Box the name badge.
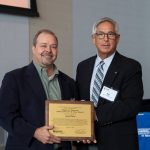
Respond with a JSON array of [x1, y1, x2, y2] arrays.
[[100, 86, 118, 102]]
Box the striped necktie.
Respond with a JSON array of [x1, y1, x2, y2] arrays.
[[91, 61, 105, 107]]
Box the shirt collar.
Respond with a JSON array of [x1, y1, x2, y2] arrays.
[[95, 52, 115, 68], [33, 61, 59, 79]]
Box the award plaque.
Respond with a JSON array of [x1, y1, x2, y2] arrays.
[[45, 100, 94, 141]]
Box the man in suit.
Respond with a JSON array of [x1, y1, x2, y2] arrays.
[[0, 29, 76, 150], [75, 17, 143, 150]]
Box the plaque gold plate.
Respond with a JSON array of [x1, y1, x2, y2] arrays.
[[45, 100, 94, 141]]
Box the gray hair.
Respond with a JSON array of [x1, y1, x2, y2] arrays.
[[92, 17, 119, 35]]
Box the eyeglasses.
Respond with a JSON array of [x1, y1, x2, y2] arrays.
[[95, 32, 119, 40]]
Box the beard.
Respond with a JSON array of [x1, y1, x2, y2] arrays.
[[40, 51, 57, 68]]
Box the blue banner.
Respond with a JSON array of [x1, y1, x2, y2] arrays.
[[137, 112, 150, 150]]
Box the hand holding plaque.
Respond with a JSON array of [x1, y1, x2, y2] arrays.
[[45, 100, 94, 141]]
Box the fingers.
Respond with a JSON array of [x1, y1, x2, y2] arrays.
[[77, 139, 97, 144], [44, 125, 54, 130], [45, 128, 61, 144], [93, 139, 97, 143], [34, 125, 61, 144], [46, 135, 61, 144]]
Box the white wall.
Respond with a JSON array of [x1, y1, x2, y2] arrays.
[[72, 0, 150, 99], [0, 14, 29, 84], [0, 13, 29, 149]]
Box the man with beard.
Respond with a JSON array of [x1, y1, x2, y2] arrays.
[[0, 29, 76, 150]]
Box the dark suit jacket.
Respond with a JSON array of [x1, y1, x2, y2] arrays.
[[0, 62, 76, 150], [76, 52, 143, 150]]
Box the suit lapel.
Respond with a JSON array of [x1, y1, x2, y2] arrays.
[[83, 56, 96, 99], [57, 71, 72, 100], [58, 72, 65, 100], [87, 57, 96, 98], [102, 52, 121, 88], [97, 52, 121, 106], [25, 63, 47, 101]]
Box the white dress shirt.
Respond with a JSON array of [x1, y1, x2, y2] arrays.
[[90, 52, 115, 101]]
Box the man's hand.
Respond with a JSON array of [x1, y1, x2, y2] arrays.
[[77, 139, 97, 144], [34, 125, 61, 144]]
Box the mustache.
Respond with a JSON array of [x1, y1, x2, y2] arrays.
[[40, 51, 51, 56]]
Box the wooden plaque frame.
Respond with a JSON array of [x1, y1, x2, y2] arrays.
[[45, 100, 94, 141]]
